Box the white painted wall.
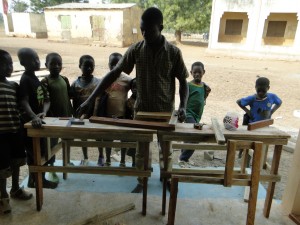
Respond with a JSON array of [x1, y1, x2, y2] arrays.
[[209, 0, 300, 56], [45, 9, 124, 47]]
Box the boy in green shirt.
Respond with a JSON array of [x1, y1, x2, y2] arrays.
[[179, 61, 211, 167]]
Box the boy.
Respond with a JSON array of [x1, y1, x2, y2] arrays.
[[77, 7, 189, 193], [237, 77, 282, 123], [178, 62, 211, 168], [18, 48, 57, 189], [0, 50, 32, 214], [70, 55, 104, 166], [41, 52, 73, 182], [103, 53, 132, 167]]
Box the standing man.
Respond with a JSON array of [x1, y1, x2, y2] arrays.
[[77, 7, 189, 193]]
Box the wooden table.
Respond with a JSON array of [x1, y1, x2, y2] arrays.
[[24, 117, 155, 215], [158, 123, 290, 217]]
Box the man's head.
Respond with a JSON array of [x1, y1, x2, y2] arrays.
[[79, 55, 95, 77], [191, 61, 205, 83], [108, 52, 122, 71], [255, 77, 270, 99], [17, 48, 40, 72], [140, 7, 163, 45], [0, 50, 13, 78], [45, 53, 62, 77], [130, 78, 137, 98]]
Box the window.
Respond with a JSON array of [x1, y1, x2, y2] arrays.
[[225, 19, 243, 35], [266, 21, 287, 37]]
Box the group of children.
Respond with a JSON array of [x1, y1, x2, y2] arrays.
[[0, 48, 137, 213], [0, 45, 282, 213]]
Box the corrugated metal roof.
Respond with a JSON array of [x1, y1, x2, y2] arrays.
[[45, 3, 136, 10]]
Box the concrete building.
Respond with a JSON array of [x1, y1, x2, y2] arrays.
[[209, 0, 300, 57], [5, 13, 47, 38], [44, 3, 143, 47]]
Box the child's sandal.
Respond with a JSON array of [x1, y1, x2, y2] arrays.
[[10, 186, 33, 200], [0, 198, 12, 214]]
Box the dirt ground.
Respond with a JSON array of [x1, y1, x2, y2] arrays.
[[0, 35, 299, 200]]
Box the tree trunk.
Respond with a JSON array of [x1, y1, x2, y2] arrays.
[[175, 30, 181, 43]]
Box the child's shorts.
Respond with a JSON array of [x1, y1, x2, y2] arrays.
[[0, 131, 26, 178]]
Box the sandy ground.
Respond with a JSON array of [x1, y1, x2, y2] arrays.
[[0, 36, 299, 202]]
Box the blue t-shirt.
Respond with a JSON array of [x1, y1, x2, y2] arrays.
[[240, 93, 282, 123]]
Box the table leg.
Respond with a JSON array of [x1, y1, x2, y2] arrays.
[[141, 142, 149, 216], [33, 137, 43, 211], [167, 177, 179, 225], [62, 140, 68, 180], [263, 145, 282, 218], [161, 140, 170, 215]]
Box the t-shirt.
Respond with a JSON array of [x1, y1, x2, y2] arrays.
[[0, 80, 20, 133], [116, 35, 189, 112], [41, 75, 73, 117], [240, 93, 282, 123], [186, 82, 205, 123], [70, 75, 100, 117], [106, 73, 131, 118], [19, 71, 49, 123]]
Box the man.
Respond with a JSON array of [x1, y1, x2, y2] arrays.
[[77, 7, 189, 193]]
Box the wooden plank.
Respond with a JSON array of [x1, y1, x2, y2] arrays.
[[289, 213, 300, 225], [263, 145, 282, 218], [168, 177, 179, 225], [248, 119, 274, 131], [247, 141, 262, 225], [64, 140, 136, 149], [29, 165, 151, 177], [172, 143, 227, 150], [89, 116, 175, 131], [71, 203, 135, 225], [211, 118, 226, 144], [135, 111, 172, 121], [224, 140, 236, 187]]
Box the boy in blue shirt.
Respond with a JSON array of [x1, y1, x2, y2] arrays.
[[237, 77, 282, 123]]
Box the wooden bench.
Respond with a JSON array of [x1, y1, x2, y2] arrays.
[[167, 140, 263, 225]]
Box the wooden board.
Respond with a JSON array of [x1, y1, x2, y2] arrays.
[[248, 119, 274, 131], [135, 111, 172, 121], [211, 118, 226, 144], [89, 116, 175, 131]]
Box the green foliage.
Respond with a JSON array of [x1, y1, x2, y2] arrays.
[[110, 0, 212, 34], [12, 0, 29, 12], [30, 0, 82, 13], [0, 13, 3, 23]]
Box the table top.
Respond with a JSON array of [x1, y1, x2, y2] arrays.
[[158, 123, 290, 144], [24, 117, 156, 141]]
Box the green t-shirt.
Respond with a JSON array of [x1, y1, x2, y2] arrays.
[[186, 82, 205, 123], [41, 75, 73, 117]]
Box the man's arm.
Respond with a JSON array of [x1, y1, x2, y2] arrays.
[[177, 78, 188, 122], [77, 67, 122, 117]]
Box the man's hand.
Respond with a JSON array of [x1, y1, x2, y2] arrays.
[[177, 107, 186, 123], [31, 116, 45, 128], [36, 112, 46, 119], [76, 99, 91, 118]]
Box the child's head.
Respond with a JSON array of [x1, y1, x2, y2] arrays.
[[108, 52, 122, 71], [255, 77, 270, 99], [79, 55, 95, 76], [45, 53, 62, 76], [0, 50, 13, 78], [17, 48, 40, 72], [191, 61, 205, 83], [130, 78, 137, 97], [140, 7, 163, 45]]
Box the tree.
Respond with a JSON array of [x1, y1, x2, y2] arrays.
[[11, 0, 29, 12], [30, 0, 82, 13], [110, 0, 212, 42]]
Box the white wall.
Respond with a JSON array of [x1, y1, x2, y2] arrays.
[[45, 9, 124, 47], [209, 0, 300, 57]]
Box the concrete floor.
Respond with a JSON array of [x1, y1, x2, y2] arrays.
[[0, 162, 294, 225]]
